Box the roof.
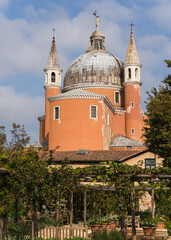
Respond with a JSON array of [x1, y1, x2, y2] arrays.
[[45, 37, 61, 70], [63, 51, 123, 91], [39, 149, 147, 164], [48, 89, 104, 101], [124, 32, 140, 65], [110, 135, 145, 148]]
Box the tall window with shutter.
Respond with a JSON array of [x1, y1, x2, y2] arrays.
[[90, 105, 97, 119]]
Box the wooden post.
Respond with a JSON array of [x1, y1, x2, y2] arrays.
[[93, 191, 96, 219], [56, 190, 60, 227], [70, 190, 73, 237], [151, 189, 155, 219], [31, 212, 35, 240], [84, 189, 87, 227], [131, 188, 136, 240], [121, 211, 128, 240]]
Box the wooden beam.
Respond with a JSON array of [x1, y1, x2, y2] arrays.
[[151, 189, 155, 219], [84, 189, 87, 227], [70, 191, 73, 227], [76, 184, 170, 191], [131, 188, 136, 240]]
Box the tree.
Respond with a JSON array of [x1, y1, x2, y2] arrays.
[[0, 126, 6, 146], [143, 60, 171, 167], [10, 123, 30, 150], [12, 148, 49, 240]]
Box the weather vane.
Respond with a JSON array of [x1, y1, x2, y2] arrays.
[[130, 22, 134, 33], [52, 28, 56, 38], [93, 11, 100, 31]]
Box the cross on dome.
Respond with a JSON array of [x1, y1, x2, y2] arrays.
[[93, 11, 100, 31], [130, 22, 134, 33], [52, 28, 56, 39]]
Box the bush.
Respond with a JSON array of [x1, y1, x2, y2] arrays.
[[92, 229, 123, 240], [36, 217, 56, 227], [108, 229, 123, 240], [65, 237, 89, 240], [8, 222, 30, 240], [136, 210, 152, 221]]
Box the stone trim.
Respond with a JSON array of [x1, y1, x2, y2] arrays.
[[123, 81, 142, 86], [38, 115, 45, 121], [48, 93, 116, 113], [109, 145, 145, 148], [124, 63, 142, 68], [44, 85, 61, 89], [62, 83, 124, 93], [114, 108, 126, 113], [141, 110, 146, 115]]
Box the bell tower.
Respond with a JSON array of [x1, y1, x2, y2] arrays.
[[124, 24, 142, 142], [44, 29, 63, 141]]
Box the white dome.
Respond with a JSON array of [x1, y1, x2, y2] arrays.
[[63, 51, 123, 91]]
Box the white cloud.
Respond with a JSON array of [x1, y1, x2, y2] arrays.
[[147, 0, 171, 32], [0, 86, 44, 142], [0, 0, 9, 9]]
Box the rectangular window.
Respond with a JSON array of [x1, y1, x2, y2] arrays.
[[131, 102, 134, 108], [115, 91, 120, 104], [54, 106, 60, 120], [145, 159, 156, 169], [90, 105, 97, 119], [131, 128, 135, 134]]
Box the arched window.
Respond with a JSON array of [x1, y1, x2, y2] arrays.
[[94, 39, 103, 50], [135, 68, 138, 78], [128, 68, 131, 79], [51, 72, 55, 82]]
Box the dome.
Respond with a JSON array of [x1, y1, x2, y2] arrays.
[[63, 15, 124, 92], [63, 51, 123, 92]]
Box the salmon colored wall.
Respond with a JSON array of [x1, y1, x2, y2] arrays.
[[125, 84, 141, 142], [102, 103, 113, 150], [48, 98, 105, 151], [45, 87, 61, 141], [39, 119, 45, 142], [112, 113, 126, 137], [84, 88, 124, 108], [141, 114, 148, 143]]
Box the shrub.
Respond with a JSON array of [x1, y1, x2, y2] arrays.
[[8, 222, 30, 240], [92, 229, 123, 240], [65, 237, 89, 240], [108, 229, 124, 240], [136, 210, 152, 221], [36, 217, 56, 227]]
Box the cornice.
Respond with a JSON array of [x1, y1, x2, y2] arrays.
[[38, 115, 45, 121], [44, 85, 61, 89], [44, 67, 63, 72], [123, 81, 142, 86], [114, 108, 126, 114], [124, 63, 142, 68], [48, 92, 117, 114], [62, 83, 124, 93]]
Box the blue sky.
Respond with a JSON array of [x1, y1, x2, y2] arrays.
[[0, 0, 170, 144]]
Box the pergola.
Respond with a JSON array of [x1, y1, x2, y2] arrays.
[[63, 172, 171, 240]]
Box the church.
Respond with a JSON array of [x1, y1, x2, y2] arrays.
[[38, 16, 147, 152]]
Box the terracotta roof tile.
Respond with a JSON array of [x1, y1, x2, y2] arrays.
[[39, 150, 147, 163]]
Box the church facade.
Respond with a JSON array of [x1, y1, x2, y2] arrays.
[[38, 17, 146, 151]]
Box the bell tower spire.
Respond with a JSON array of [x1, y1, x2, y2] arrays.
[[124, 24, 142, 142], [44, 29, 62, 87], [44, 30, 63, 142]]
